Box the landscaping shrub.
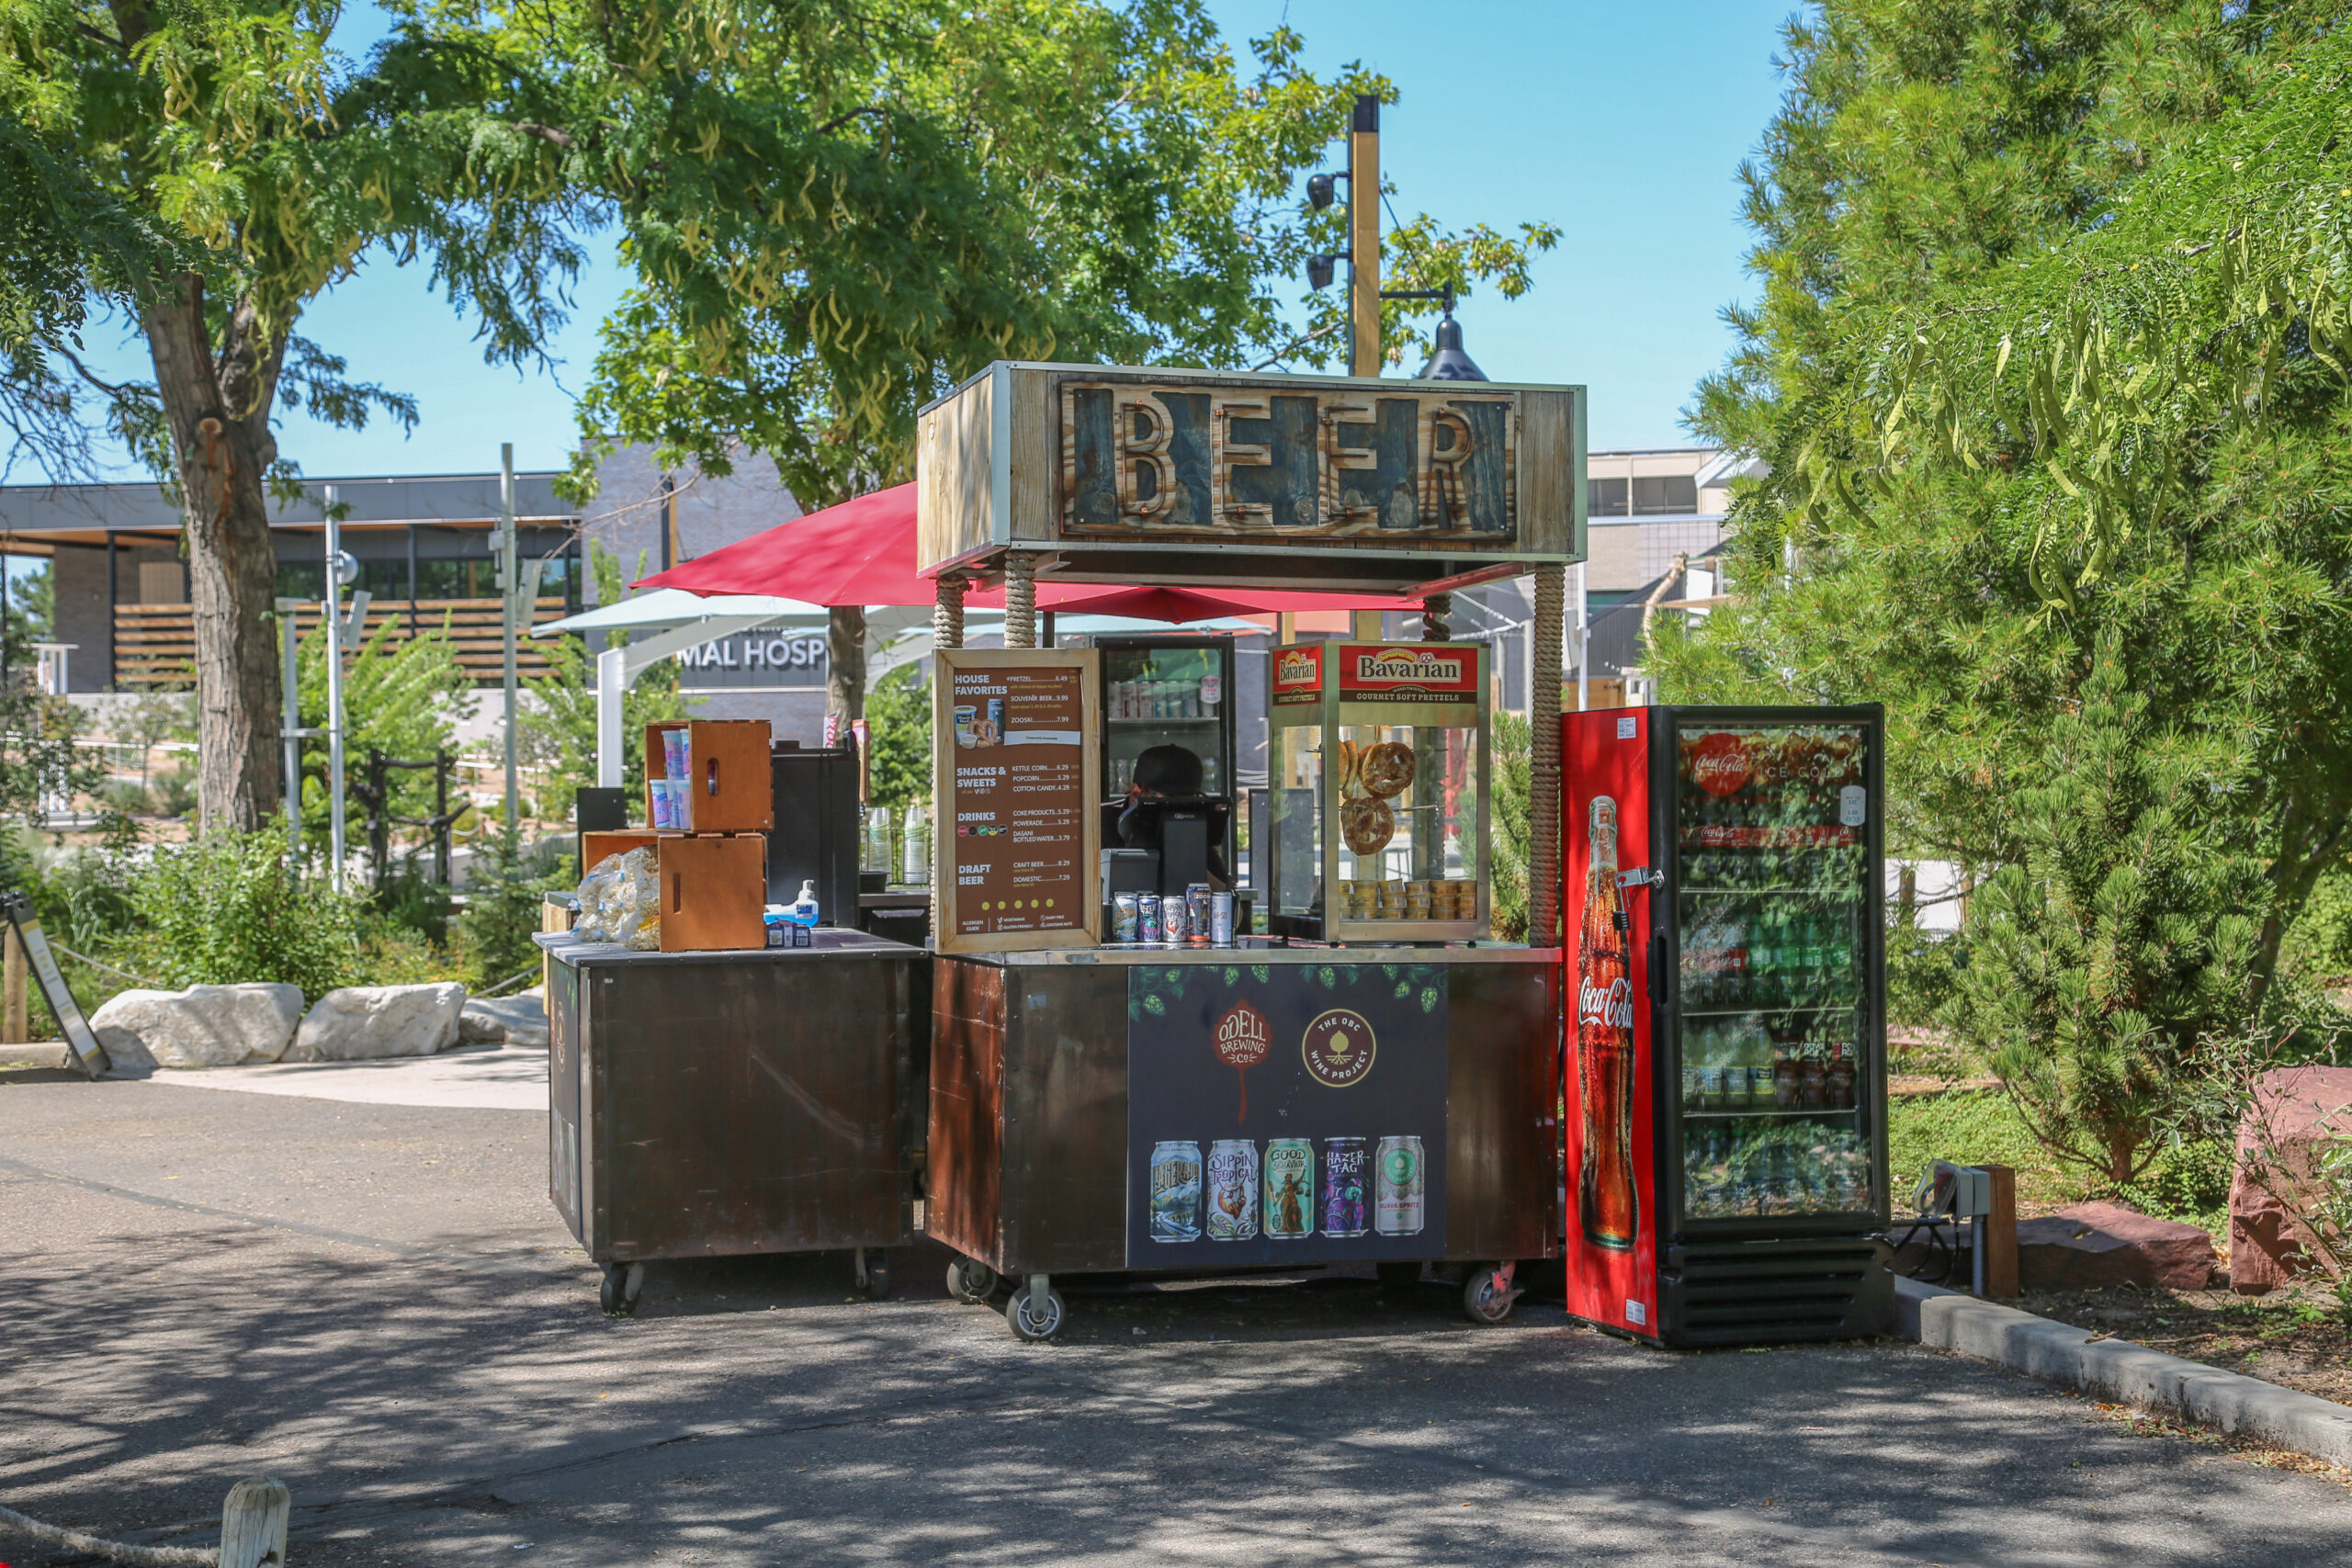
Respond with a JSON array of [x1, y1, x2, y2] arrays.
[[119, 829, 365, 1002]]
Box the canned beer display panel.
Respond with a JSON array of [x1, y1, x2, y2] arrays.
[[1126, 963, 1449, 1268]]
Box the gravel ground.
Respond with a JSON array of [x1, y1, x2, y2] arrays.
[[5, 1071, 2351, 1566]]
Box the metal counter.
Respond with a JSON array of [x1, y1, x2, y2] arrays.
[[927, 944, 1563, 1338], [538, 929, 927, 1313]]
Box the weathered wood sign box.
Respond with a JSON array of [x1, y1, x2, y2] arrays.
[[917, 362, 1587, 595]]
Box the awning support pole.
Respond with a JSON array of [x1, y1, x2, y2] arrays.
[[595, 647, 625, 789]]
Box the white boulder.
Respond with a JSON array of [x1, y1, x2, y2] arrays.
[[87, 983, 305, 1071], [458, 994, 549, 1049], [287, 983, 467, 1062]]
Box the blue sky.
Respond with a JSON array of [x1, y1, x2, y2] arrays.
[[59, 2, 1793, 483]]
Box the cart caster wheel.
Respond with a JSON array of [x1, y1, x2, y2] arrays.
[[1462, 1263, 1521, 1326], [863, 1257, 892, 1301], [1005, 1280, 1065, 1341], [600, 1261, 644, 1317], [1377, 1261, 1423, 1294], [946, 1257, 1000, 1304]]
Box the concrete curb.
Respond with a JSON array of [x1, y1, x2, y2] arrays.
[[1894, 1274, 2352, 1468], [0, 1043, 70, 1069]]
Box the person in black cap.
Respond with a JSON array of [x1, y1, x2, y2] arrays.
[[1117, 743, 1228, 886]]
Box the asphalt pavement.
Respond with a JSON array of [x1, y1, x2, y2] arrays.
[[3, 1068, 2348, 1566]]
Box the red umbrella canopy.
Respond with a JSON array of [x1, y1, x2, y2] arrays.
[[634, 481, 1422, 617]]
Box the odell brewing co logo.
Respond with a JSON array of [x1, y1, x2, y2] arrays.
[[1302, 1008, 1377, 1088], [1275, 648, 1321, 688], [1578, 976, 1634, 1032], [1690, 732, 1751, 797], [1353, 648, 1464, 685], [1215, 999, 1271, 1066]]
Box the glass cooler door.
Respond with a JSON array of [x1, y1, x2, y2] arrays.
[[1669, 718, 1878, 1226], [1102, 641, 1231, 798]]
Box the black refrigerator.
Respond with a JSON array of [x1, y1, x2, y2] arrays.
[[1562, 703, 1894, 1347]]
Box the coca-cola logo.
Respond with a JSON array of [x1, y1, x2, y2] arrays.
[[1689, 732, 1750, 797], [1578, 976, 1634, 1031]]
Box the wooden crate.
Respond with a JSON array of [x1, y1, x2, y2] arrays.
[[645, 720, 775, 834], [656, 833, 769, 953], [581, 831, 659, 875]]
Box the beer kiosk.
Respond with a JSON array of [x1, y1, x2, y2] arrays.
[[916, 361, 1584, 1339]]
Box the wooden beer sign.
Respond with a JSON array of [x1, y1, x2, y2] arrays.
[[916, 362, 1586, 595], [1060, 379, 1515, 540]]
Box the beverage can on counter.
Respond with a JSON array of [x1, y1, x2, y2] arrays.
[[1186, 884, 1213, 945], [1137, 894, 1161, 944], [1374, 1134, 1426, 1236], [1206, 1140, 1260, 1241], [1113, 892, 1140, 942], [1159, 895, 1187, 944], [1320, 1136, 1369, 1237], [1148, 1141, 1203, 1243], [1263, 1140, 1314, 1238], [1209, 890, 1235, 945]]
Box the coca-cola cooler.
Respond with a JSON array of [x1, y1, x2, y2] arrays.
[[1562, 705, 1894, 1347]]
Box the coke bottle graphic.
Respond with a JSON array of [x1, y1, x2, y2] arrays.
[[1577, 795, 1639, 1252]]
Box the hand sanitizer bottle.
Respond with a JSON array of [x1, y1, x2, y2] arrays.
[[791, 879, 820, 929]]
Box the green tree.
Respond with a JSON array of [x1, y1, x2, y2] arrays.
[[451, 825, 555, 990], [295, 614, 476, 855], [1487, 708, 1532, 942], [516, 542, 694, 818], [1947, 631, 2263, 1184], [1655, 1, 2352, 1178], [565, 6, 1559, 722], [862, 663, 931, 810]]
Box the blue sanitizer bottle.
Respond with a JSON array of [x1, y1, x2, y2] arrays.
[[791, 879, 820, 928]]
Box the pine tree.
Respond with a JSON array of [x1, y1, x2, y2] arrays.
[[1947, 632, 2263, 1184]]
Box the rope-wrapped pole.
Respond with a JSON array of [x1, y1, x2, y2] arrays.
[[933, 573, 966, 652], [1530, 563, 1565, 950], [1420, 592, 1452, 642], [1003, 551, 1037, 649]]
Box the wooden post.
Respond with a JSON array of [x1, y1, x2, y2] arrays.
[[3, 924, 26, 1045], [929, 574, 965, 948], [1981, 1163, 2019, 1296], [1351, 609, 1383, 642], [218, 1476, 289, 1568], [1349, 94, 1380, 377], [1530, 563, 1565, 949]]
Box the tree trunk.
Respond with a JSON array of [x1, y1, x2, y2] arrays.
[[827, 604, 866, 723], [141, 274, 285, 831]]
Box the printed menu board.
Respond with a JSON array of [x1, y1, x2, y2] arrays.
[[933, 649, 1101, 953]]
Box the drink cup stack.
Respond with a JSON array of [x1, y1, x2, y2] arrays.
[[644, 719, 775, 951]]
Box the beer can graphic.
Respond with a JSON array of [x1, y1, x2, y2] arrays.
[[1205, 1140, 1260, 1241], [1374, 1135, 1426, 1236], [1136, 894, 1161, 944], [1113, 893, 1140, 942], [1263, 1139, 1314, 1239], [1321, 1136, 1369, 1238], [1148, 1141, 1203, 1243]]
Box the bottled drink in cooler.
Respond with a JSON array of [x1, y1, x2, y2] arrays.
[[1576, 796, 1639, 1252]]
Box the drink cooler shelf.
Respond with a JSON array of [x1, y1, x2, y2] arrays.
[[1679, 1106, 1863, 1120]]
